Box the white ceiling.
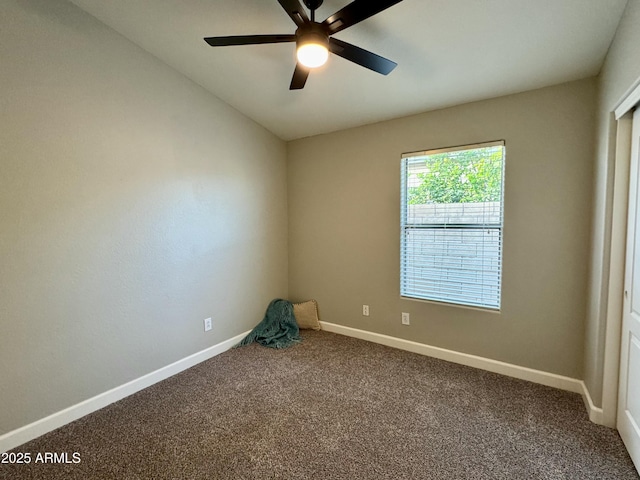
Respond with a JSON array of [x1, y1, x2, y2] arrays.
[[69, 0, 627, 141]]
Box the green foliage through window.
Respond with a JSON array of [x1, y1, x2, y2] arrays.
[[407, 146, 503, 205]]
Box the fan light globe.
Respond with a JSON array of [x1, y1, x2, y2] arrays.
[[297, 43, 329, 68]]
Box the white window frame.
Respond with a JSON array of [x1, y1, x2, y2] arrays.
[[400, 140, 505, 310]]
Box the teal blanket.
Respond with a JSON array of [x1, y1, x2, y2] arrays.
[[236, 299, 301, 349]]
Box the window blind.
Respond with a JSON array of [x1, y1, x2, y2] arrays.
[[400, 141, 505, 310]]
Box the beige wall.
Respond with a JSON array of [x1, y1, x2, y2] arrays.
[[1, 0, 627, 440], [0, 0, 288, 435], [288, 79, 596, 379], [585, 0, 640, 408]]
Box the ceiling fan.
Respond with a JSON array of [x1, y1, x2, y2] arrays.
[[204, 0, 404, 90]]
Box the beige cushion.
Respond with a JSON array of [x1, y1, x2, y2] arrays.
[[293, 300, 321, 330]]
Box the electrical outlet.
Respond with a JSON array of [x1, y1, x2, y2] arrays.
[[402, 312, 410, 325], [204, 317, 212, 332], [363, 305, 370, 316]]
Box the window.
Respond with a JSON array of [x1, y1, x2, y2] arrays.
[[400, 141, 505, 310]]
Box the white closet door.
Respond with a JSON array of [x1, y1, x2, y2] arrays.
[[619, 106, 640, 473]]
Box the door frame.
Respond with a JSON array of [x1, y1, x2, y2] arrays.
[[601, 77, 640, 427]]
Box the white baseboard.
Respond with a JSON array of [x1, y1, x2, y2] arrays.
[[2, 324, 607, 453], [0, 330, 250, 453], [580, 380, 605, 425], [320, 321, 604, 423]]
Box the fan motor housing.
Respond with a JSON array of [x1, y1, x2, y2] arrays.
[[295, 22, 329, 50]]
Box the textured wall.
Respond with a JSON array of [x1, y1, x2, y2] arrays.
[[585, 0, 640, 408], [0, 0, 287, 434], [288, 79, 596, 379]]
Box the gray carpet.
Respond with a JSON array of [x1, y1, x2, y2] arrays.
[[2, 330, 638, 479]]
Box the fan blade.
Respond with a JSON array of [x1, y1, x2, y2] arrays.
[[322, 0, 403, 35], [277, 0, 309, 27], [290, 63, 310, 90], [329, 38, 397, 75], [204, 34, 296, 47]]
